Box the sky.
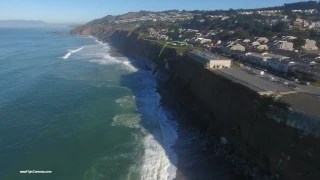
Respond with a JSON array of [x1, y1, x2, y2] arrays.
[[0, 0, 305, 24]]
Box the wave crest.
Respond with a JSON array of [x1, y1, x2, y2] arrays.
[[61, 47, 84, 59]]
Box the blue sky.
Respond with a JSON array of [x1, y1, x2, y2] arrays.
[[0, 0, 303, 24]]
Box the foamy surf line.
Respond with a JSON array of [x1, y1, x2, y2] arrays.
[[86, 36, 139, 72], [61, 47, 84, 59]]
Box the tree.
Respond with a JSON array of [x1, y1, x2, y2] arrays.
[[219, 30, 232, 41], [293, 38, 305, 49], [250, 27, 264, 36], [272, 22, 289, 33], [261, 30, 276, 38], [293, 38, 305, 59], [183, 31, 196, 39], [233, 28, 249, 39], [287, 30, 310, 39], [288, 13, 298, 21], [166, 30, 180, 40]]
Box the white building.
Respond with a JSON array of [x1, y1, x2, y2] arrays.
[[187, 51, 231, 69]]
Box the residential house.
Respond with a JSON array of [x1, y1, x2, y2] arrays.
[[148, 28, 157, 35], [199, 38, 212, 44], [282, 36, 297, 41], [190, 38, 212, 45], [238, 11, 254, 15], [195, 33, 203, 38], [256, 45, 269, 51], [293, 19, 310, 28], [252, 41, 260, 46], [243, 39, 251, 43], [221, 16, 230, 21], [229, 44, 246, 51], [302, 39, 318, 50], [256, 37, 269, 43], [160, 35, 169, 41], [309, 22, 316, 29], [275, 41, 294, 51]]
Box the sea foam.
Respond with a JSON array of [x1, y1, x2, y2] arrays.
[[85, 36, 179, 179], [61, 47, 84, 59]]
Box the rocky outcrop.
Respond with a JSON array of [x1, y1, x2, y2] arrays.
[[71, 26, 320, 180]]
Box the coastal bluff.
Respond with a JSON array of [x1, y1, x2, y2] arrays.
[[71, 26, 320, 180]]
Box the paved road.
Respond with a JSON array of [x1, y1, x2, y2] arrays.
[[216, 67, 320, 118], [217, 68, 292, 94], [242, 65, 320, 96]]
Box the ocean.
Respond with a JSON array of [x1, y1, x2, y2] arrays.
[[0, 28, 179, 180]]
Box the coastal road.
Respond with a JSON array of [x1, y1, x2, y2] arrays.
[[216, 68, 293, 94], [241, 65, 320, 96]]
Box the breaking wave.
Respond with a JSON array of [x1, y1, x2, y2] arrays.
[[75, 38, 139, 72], [61, 47, 84, 59], [81, 36, 179, 180], [111, 114, 142, 128], [115, 96, 137, 109]]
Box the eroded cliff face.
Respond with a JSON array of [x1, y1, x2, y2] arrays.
[[168, 57, 320, 180], [71, 26, 320, 180]]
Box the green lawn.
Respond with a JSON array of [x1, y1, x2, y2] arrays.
[[144, 39, 204, 53], [311, 82, 320, 87]]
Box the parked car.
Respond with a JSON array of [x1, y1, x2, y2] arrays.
[[287, 77, 299, 82], [301, 81, 310, 85], [268, 76, 275, 80]]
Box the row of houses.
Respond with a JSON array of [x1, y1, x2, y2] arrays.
[[238, 9, 318, 16], [240, 52, 320, 78], [220, 36, 318, 53]]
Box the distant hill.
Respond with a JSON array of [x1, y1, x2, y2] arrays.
[[82, 1, 320, 27], [86, 11, 152, 26], [244, 0, 320, 11], [0, 20, 68, 28]]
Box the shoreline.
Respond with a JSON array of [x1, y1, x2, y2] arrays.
[[105, 42, 239, 179]]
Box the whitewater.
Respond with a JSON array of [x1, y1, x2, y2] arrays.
[[61, 47, 84, 59], [78, 37, 179, 180]]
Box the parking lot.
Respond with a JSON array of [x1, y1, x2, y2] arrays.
[[216, 68, 293, 94], [240, 65, 320, 96]]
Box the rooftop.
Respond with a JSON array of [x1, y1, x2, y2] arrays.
[[246, 52, 290, 60], [189, 51, 231, 61]]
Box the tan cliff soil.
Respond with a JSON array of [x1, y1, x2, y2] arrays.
[[71, 26, 320, 180]]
